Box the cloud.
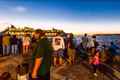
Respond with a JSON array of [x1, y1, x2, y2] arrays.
[[12, 6, 27, 13]]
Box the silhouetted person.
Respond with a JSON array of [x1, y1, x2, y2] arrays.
[[82, 33, 89, 50], [108, 42, 119, 64], [17, 36, 23, 54], [66, 34, 76, 64], [11, 35, 18, 55], [31, 30, 52, 80], [0, 34, 2, 56], [31, 35, 37, 52]]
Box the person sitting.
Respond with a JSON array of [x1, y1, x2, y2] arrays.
[[16, 63, 29, 80]]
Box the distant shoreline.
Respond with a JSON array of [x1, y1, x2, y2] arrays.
[[93, 34, 120, 36], [74, 33, 120, 36]]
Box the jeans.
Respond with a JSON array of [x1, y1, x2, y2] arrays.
[[3, 45, 10, 56], [11, 44, 18, 55], [92, 64, 99, 73]]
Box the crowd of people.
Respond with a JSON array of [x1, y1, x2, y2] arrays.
[[0, 30, 120, 79], [0, 33, 38, 57], [51, 33, 120, 77]]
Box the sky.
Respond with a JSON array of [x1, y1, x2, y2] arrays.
[[0, 0, 120, 34]]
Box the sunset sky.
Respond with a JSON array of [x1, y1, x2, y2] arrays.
[[0, 0, 120, 34]]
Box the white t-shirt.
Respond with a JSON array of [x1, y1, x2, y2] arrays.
[[87, 38, 95, 48], [82, 36, 89, 48], [52, 36, 65, 51]]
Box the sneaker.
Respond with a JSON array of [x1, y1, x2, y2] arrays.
[[93, 73, 98, 77]]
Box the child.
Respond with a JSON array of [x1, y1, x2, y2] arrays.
[[16, 63, 29, 80], [90, 50, 100, 77]]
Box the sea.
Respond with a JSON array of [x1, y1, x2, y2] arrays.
[[96, 35, 120, 47], [74, 35, 120, 47]]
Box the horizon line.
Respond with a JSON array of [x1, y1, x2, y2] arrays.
[[0, 23, 120, 35]]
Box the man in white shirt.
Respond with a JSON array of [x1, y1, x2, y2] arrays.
[[82, 33, 89, 50], [87, 37, 95, 49], [52, 33, 65, 66]]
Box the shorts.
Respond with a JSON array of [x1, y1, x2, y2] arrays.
[[53, 49, 64, 57]]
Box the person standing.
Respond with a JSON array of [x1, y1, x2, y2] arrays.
[[17, 36, 23, 55], [2, 34, 10, 56], [22, 34, 31, 56], [82, 33, 89, 51], [31, 35, 37, 53], [88, 36, 99, 63], [76, 35, 82, 47], [89, 50, 100, 77], [52, 33, 65, 66], [31, 30, 52, 80], [0, 34, 2, 56], [11, 35, 18, 55], [66, 34, 76, 65], [87, 37, 94, 54]]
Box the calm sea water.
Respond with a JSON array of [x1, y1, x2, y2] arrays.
[[96, 35, 120, 42], [74, 35, 120, 46]]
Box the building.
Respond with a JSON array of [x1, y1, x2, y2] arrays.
[[2, 25, 66, 37]]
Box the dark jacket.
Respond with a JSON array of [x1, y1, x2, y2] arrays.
[[109, 44, 119, 55], [11, 37, 18, 45]]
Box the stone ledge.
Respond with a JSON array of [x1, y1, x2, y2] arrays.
[[51, 64, 68, 80]]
